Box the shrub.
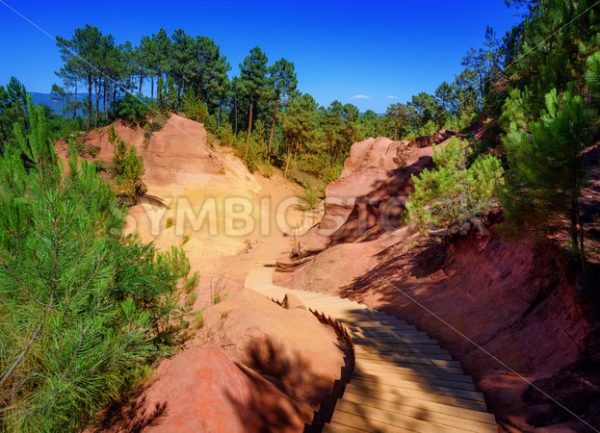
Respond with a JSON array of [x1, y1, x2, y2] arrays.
[[181, 91, 209, 123], [217, 122, 235, 146], [183, 271, 200, 294], [212, 290, 226, 305], [204, 114, 218, 134], [108, 127, 145, 204], [322, 164, 343, 184], [296, 153, 342, 184], [157, 246, 191, 281], [116, 94, 150, 126], [191, 310, 205, 330], [185, 292, 198, 309], [297, 183, 321, 211], [406, 137, 504, 233], [234, 135, 262, 173], [259, 160, 274, 178]]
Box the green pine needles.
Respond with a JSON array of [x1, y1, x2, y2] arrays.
[[0, 103, 189, 433], [502, 88, 589, 256], [406, 137, 504, 233]]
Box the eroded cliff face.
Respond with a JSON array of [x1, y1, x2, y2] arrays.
[[275, 134, 592, 432]]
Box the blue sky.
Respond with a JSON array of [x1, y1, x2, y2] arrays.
[[0, 0, 521, 112]]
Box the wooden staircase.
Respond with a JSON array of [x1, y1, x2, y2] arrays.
[[245, 266, 498, 433]]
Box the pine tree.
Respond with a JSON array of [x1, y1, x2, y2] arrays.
[[406, 138, 504, 233], [502, 88, 589, 257], [239, 47, 269, 149], [0, 102, 187, 433]]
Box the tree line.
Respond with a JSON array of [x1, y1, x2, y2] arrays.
[[52, 25, 491, 184]]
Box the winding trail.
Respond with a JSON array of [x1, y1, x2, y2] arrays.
[[245, 265, 498, 433]]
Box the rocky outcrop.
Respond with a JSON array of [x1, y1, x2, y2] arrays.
[[297, 136, 437, 254]]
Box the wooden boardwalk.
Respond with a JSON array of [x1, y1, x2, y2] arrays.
[[245, 266, 498, 433]]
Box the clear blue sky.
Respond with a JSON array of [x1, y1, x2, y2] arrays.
[[0, 0, 521, 112]]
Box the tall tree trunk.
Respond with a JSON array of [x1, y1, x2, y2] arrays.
[[151, 76, 155, 100], [245, 95, 254, 158], [112, 85, 117, 116], [138, 75, 144, 97], [571, 196, 585, 266], [268, 103, 278, 157], [94, 78, 100, 127], [87, 74, 93, 130], [72, 81, 78, 120], [233, 94, 238, 134], [103, 79, 108, 120], [570, 196, 581, 256], [283, 141, 295, 178], [158, 74, 163, 107]]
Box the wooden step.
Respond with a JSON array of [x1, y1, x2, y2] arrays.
[[351, 327, 433, 341], [350, 333, 441, 347], [354, 351, 463, 373], [346, 379, 487, 412], [353, 342, 454, 361], [334, 399, 495, 433], [354, 358, 472, 384], [323, 421, 371, 433], [341, 389, 496, 426], [342, 318, 413, 329], [355, 372, 483, 401], [354, 370, 477, 393], [332, 408, 431, 433]]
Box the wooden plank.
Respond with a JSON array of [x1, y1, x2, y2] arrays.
[[341, 317, 413, 328], [323, 421, 373, 433], [354, 370, 476, 392], [354, 358, 472, 384], [335, 400, 495, 433], [354, 351, 463, 373], [352, 339, 452, 361], [355, 372, 484, 402], [350, 333, 439, 346], [331, 409, 418, 433], [341, 390, 496, 426], [346, 378, 487, 412], [351, 327, 433, 341]]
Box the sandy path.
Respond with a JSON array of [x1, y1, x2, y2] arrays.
[[189, 172, 323, 307]]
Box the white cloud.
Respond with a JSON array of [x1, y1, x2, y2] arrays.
[[351, 94, 371, 100], [386, 95, 398, 100]]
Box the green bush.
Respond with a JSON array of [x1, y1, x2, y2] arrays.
[[204, 114, 218, 133], [259, 160, 274, 178], [217, 122, 235, 146], [181, 91, 209, 123], [183, 271, 200, 294], [116, 94, 150, 126], [295, 152, 342, 184], [406, 137, 504, 233], [191, 310, 205, 330], [157, 246, 191, 281], [297, 183, 322, 211], [108, 127, 145, 203]]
